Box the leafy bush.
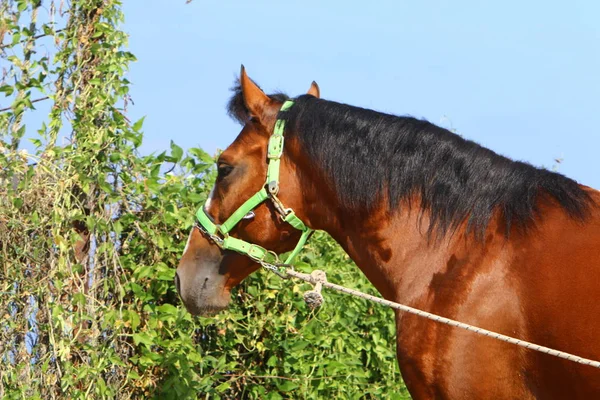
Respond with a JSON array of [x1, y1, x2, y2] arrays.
[[0, 1, 408, 398]]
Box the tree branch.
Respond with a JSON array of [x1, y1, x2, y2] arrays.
[[0, 96, 50, 112], [0, 29, 65, 51]]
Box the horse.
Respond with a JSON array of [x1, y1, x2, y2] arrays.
[[176, 66, 600, 399]]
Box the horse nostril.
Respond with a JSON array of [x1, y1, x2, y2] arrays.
[[175, 272, 181, 294]]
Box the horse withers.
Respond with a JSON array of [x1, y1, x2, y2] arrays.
[[176, 66, 600, 399]]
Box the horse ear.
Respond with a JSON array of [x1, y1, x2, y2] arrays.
[[240, 65, 270, 118], [307, 81, 320, 98]]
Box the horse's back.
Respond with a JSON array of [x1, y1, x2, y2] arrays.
[[516, 187, 600, 397]]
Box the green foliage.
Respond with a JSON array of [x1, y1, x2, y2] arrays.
[[0, 0, 409, 398]]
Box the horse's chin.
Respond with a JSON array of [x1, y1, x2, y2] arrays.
[[182, 293, 231, 317], [189, 303, 229, 317]]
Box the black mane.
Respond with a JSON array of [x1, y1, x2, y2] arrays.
[[228, 84, 593, 238]]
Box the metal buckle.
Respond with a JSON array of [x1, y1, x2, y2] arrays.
[[247, 244, 278, 263], [247, 244, 264, 261], [267, 133, 284, 159]]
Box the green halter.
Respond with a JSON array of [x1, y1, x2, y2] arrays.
[[195, 100, 313, 268]]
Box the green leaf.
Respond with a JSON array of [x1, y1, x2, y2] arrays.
[[291, 340, 310, 352], [109, 153, 121, 162], [12, 32, 21, 45], [170, 141, 183, 162], [0, 85, 14, 96], [28, 138, 42, 147], [266, 394, 283, 400], [266, 355, 278, 367], [132, 116, 145, 132], [157, 304, 178, 315], [276, 381, 298, 392], [42, 24, 53, 36], [190, 147, 214, 164], [132, 332, 154, 347], [216, 381, 231, 393], [127, 370, 141, 380], [128, 311, 141, 331], [99, 180, 113, 194]]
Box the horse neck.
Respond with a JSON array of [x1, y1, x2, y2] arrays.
[[328, 206, 477, 302], [296, 170, 482, 303], [287, 136, 505, 304]]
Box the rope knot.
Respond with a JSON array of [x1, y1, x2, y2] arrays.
[[303, 270, 327, 309]]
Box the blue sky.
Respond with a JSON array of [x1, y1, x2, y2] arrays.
[[123, 0, 599, 189]]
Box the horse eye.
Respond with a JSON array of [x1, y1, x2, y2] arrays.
[[218, 164, 234, 179]]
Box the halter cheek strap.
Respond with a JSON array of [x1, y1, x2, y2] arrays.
[[195, 100, 313, 268]]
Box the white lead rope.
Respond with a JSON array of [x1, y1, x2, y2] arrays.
[[280, 268, 600, 369]]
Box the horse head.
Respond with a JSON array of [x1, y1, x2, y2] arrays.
[[176, 66, 320, 315]]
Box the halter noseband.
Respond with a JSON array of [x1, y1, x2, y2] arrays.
[[195, 100, 313, 268]]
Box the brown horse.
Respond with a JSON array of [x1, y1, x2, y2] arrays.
[[176, 67, 600, 399]]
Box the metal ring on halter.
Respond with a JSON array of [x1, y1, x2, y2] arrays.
[[195, 222, 224, 246]]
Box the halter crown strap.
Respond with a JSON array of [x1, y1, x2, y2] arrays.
[[195, 100, 313, 266]]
